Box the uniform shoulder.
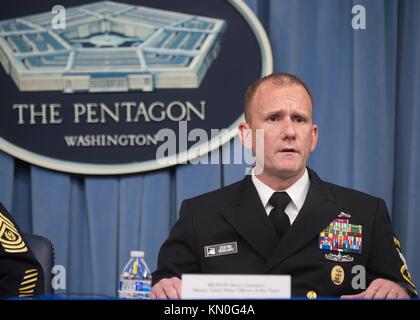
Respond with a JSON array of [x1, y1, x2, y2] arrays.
[[324, 180, 382, 204], [309, 169, 383, 205], [183, 178, 245, 207]]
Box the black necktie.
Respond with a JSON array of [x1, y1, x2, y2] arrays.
[[268, 192, 291, 240]]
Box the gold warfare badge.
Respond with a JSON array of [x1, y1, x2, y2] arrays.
[[0, 212, 28, 253], [331, 265, 345, 286]]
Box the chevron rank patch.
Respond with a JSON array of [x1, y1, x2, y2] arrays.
[[0, 211, 28, 253], [393, 236, 417, 295], [19, 269, 39, 297]]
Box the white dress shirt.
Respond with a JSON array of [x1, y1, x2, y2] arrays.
[[251, 168, 310, 225]]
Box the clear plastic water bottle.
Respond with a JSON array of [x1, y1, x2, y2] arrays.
[[118, 250, 152, 299]]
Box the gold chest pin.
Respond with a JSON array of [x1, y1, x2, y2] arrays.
[[306, 291, 317, 299], [331, 265, 345, 285]]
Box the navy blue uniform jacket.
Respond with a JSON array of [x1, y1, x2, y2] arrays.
[[153, 169, 417, 298]]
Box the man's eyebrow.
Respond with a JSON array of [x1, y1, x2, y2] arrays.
[[262, 110, 284, 118], [291, 111, 309, 118], [263, 107, 286, 114], [263, 109, 309, 117], [264, 109, 283, 115]]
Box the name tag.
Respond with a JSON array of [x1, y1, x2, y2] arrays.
[[204, 241, 238, 258]]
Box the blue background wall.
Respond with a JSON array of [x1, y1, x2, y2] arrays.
[[0, 0, 419, 296]]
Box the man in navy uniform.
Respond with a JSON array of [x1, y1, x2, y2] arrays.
[[151, 73, 417, 299], [0, 202, 44, 298]]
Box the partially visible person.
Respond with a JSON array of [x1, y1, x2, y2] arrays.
[[0, 202, 44, 299]]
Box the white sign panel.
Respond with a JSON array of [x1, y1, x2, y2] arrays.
[[181, 274, 291, 299]]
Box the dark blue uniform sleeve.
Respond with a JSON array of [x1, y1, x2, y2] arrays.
[[366, 199, 417, 297], [0, 203, 44, 299], [152, 200, 201, 285]]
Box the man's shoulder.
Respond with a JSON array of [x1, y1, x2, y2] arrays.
[[322, 178, 383, 206], [308, 168, 384, 208], [183, 177, 246, 207]]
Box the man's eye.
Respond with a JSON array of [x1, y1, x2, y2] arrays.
[[294, 116, 305, 123], [269, 115, 280, 121]]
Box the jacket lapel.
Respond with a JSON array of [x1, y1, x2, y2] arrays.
[[265, 169, 340, 272], [219, 176, 279, 260]]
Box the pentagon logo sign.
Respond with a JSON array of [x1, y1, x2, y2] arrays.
[[0, 0, 272, 174], [0, 1, 226, 93]]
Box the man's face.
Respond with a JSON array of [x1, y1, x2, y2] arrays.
[[240, 81, 318, 180]]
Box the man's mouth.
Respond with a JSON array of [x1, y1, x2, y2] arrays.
[[280, 148, 298, 153]]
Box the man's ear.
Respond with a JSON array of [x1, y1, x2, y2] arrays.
[[238, 122, 252, 149], [310, 123, 318, 152]]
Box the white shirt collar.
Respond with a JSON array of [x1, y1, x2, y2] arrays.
[[251, 168, 310, 211]]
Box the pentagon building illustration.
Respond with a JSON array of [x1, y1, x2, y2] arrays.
[[0, 1, 226, 93]]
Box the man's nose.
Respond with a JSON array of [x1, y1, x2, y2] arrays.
[[281, 118, 296, 139]]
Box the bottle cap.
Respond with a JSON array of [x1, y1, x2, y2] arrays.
[[130, 250, 144, 258]]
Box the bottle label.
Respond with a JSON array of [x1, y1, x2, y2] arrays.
[[119, 279, 151, 293]]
